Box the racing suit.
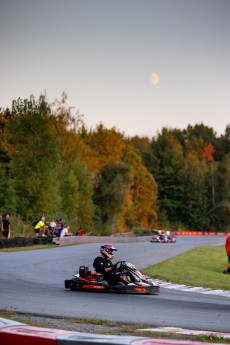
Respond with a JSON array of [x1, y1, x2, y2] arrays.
[[93, 256, 122, 286]]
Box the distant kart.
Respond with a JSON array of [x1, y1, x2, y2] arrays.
[[150, 231, 176, 243], [150, 236, 176, 243], [65, 260, 160, 295]]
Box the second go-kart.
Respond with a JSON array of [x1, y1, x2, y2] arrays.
[[65, 261, 160, 295], [150, 235, 176, 243], [150, 230, 176, 243]]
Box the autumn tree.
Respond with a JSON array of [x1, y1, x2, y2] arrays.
[[93, 161, 132, 234], [1, 92, 230, 234], [122, 143, 157, 229], [186, 124, 217, 145], [214, 125, 230, 161], [181, 153, 208, 229], [0, 163, 16, 214], [143, 128, 184, 227], [86, 124, 124, 169], [6, 95, 62, 218], [50, 96, 95, 231], [207, 153, 230, 230]]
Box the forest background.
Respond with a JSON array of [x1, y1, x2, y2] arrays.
[[0, 94, 230, 237]]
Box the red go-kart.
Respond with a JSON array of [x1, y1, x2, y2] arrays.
[[65, 261, 160, 295]]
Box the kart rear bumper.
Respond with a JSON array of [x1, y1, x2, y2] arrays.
[[65, 278, 109, 292]]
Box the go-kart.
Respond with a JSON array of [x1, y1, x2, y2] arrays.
[[150, 230, 176, 243], [150, 235, 176, 243], [65, 261, 160, 295]]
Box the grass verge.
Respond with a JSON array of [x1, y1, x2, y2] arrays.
[[142, 245, 230, 291]]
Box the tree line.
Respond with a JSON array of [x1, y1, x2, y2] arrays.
[[0, 94, 230, 235]]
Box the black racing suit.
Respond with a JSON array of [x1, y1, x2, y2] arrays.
[[93, 256, 122, 286]]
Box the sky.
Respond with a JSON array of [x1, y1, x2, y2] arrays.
[[0, 0, 230, 138]]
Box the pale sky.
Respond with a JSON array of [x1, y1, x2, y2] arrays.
[[1, 0, 229, 138]]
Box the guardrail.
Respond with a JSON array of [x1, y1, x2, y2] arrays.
[[0, 232, 227, 248], [53, 232, 227, 245]]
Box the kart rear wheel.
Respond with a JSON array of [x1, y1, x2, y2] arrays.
[[116, 282, 126, 294]]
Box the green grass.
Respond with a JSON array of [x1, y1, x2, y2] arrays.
[[142, 245, 230, 291]]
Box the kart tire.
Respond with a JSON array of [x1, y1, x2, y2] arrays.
[[116, 282, 126, 294]]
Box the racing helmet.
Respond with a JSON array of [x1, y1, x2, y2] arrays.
[[100, 244, 117, 259]]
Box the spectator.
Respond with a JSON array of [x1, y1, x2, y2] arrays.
[[60, 225, 71, 237], [2, 214, 10, 240], [223, 232, 230, 274], [46, 220, 56, 237], [77, 228, 84, 236], [34, 216, 45, 238], [39, 213, 46, 220], [55, 219, 63, 237], [31, 213, 46, 228]]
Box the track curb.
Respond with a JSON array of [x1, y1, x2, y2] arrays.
[[0, 317, 228, 345]]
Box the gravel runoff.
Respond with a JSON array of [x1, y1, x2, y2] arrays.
[[4, 312, 123, 334]]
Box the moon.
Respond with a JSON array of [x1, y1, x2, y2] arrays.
[[150, 73, 159, 86]]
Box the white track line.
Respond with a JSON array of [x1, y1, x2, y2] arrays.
[[156, 280, 230, 297], [137, 327, 230, 338]]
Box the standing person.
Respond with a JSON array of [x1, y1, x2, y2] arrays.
[[223, 232, 230, 274], [2, 214, 10, 240], [34, 216, 45, 238], [0, 211, 3, 237]]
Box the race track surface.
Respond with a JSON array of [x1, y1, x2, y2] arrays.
[[0, 236, 229, 333]]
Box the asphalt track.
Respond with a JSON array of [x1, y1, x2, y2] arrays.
[[0, 236, 229, 333]]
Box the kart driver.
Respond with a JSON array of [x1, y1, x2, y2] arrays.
[[93, 244, 123, 286]]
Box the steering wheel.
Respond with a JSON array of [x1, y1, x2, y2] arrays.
[[113, 261, 122, 271]]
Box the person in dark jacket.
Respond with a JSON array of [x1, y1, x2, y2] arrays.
[[93, 244, 122, 286], [2, 214, 10, 240]]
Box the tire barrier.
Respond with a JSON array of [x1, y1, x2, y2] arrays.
[[172, 231, 228, 236], [0, 318, 225, 345], [0, 236, 53, 249]]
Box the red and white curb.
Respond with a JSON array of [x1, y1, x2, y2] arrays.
[[155, 280, 230, 298], [1, 317, 228, 345]]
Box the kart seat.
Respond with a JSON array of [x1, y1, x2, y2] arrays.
[[79, 265, 89, 278]]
